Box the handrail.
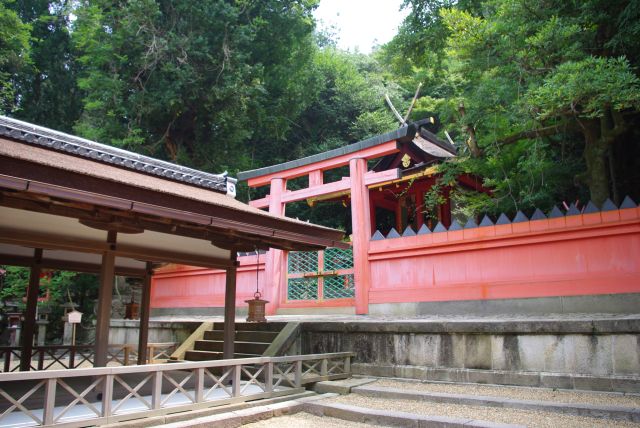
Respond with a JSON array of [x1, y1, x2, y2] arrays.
[[0, 352, 354, 380], [0, 342, 177, 372], [0, 352, 355, 427]]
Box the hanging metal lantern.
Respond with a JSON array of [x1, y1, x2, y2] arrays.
[[245, 291, 268, 323], [245, 249, 268, 322], [125, 294, 139, 320]]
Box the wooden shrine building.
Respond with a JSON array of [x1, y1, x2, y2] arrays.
[[0, 115, 344, 370], [237, 119, 484, 314], [152, 119, 639, 318]]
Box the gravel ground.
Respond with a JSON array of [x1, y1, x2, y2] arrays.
[[242, 412, 381, 428], [373, 379, 640, 408], [328, 394, 640, 428]]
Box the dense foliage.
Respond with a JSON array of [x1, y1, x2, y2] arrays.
[[384, 0, 640, 215], [0, 267, 99, 342]]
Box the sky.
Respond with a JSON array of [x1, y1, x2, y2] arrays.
[[313, 0, 410, 53]]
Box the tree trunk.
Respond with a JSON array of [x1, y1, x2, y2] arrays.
[[458, 102, 482, 158], [581, 120, 610, 206]]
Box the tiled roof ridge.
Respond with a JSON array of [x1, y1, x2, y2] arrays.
[[237, 123, 417, 181], [0, 115, 236, 195]]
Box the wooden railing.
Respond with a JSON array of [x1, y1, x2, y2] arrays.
[[0, 352, 354, 427], [0, 343, 177, 372], [105, 342, 177, 366]]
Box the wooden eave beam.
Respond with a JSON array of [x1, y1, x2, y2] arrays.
[[0, 255, 146, 277], [457, 173, 491, 194], [245, 140, 401, 187], [0, 180, 343, 252], [0, 157, 344, 245], [0, 191, 334, 252], [0, 227, 235, 270], [368, 166, 439, 190]]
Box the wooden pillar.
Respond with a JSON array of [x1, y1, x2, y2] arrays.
[[137, 262, 153, 365], [309, 170, 323, 187], [95, 231, 116, 367], [223, 251, 238, 360], [264, 177, 286, 315], [349, 158, 372, 315], [20, 248, 43, 371]]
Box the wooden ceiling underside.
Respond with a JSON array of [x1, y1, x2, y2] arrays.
[[0, 185, 328, 256]]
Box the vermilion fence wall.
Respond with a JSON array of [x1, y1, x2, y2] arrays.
[[151, 205, 640, 312], [367, 206, 640, 304], [151, 254, 265, 310]]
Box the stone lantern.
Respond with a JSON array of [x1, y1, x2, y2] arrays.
[[36, 305, 51, 346]]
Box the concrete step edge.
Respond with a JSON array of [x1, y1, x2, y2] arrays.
[[303, 400, 524, 428], [203, 335, 279, 342], [194, 340, 272, 345], [352, 385, 640, 422], [352, 363, 640, 393], [185, 350, 259, 355], [143, 392, 335, 428]]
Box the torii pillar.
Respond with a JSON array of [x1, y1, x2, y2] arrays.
[[264, 178, 287, 315], [349, 158, 372, 314]]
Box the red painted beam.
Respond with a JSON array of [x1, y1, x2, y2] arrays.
[[249, 169, 401, 209], [246, 140, 400, 187]]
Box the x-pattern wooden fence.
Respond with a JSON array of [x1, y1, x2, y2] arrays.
[[0, 352, 354, 427], [0, 343, 177, 372]]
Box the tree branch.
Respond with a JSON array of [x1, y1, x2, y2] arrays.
[[458, 102, 482, 157], [497, 122, 576, 146], [601, 107, 628, 143]]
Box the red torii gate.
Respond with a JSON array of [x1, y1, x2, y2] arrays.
[[238, 121, 467, 314]]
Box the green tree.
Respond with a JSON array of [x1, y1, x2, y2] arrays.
[[527, 57, 640, 205], [0, 1, 31, 114], [6, 0, 81, 131], [0, 266, 99, 343], [73, 0, 320, 175], [274, 48, 403, 230], [385, 0, 640, 215]]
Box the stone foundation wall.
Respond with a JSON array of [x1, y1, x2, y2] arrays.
[[108, 320, 200, 345], [300, 318, 640, 393]]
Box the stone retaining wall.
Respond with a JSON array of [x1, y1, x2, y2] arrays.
[[108, 320, 199, 345], [300, 318, 640, 392]]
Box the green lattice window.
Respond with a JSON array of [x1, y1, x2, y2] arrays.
[[324, 274, 355, 299], [287, 278, 318, 300], [324, 248, 353, 271], [288, 251, 318, 274]]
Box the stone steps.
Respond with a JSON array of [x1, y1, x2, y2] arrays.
[[114, 390, 321, 428], [125, 379, 639, 428], [139, 392, 526, 428], [183, 322, 287, 362], [203, 329, 280, 342], [194, 339, 270, 354], [303, 399, 523, 428], [306, 378, 640, 427], [350, 383, 640, 423]]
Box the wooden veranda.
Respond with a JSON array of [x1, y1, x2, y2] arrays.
[[0, 115, 345, 371]]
